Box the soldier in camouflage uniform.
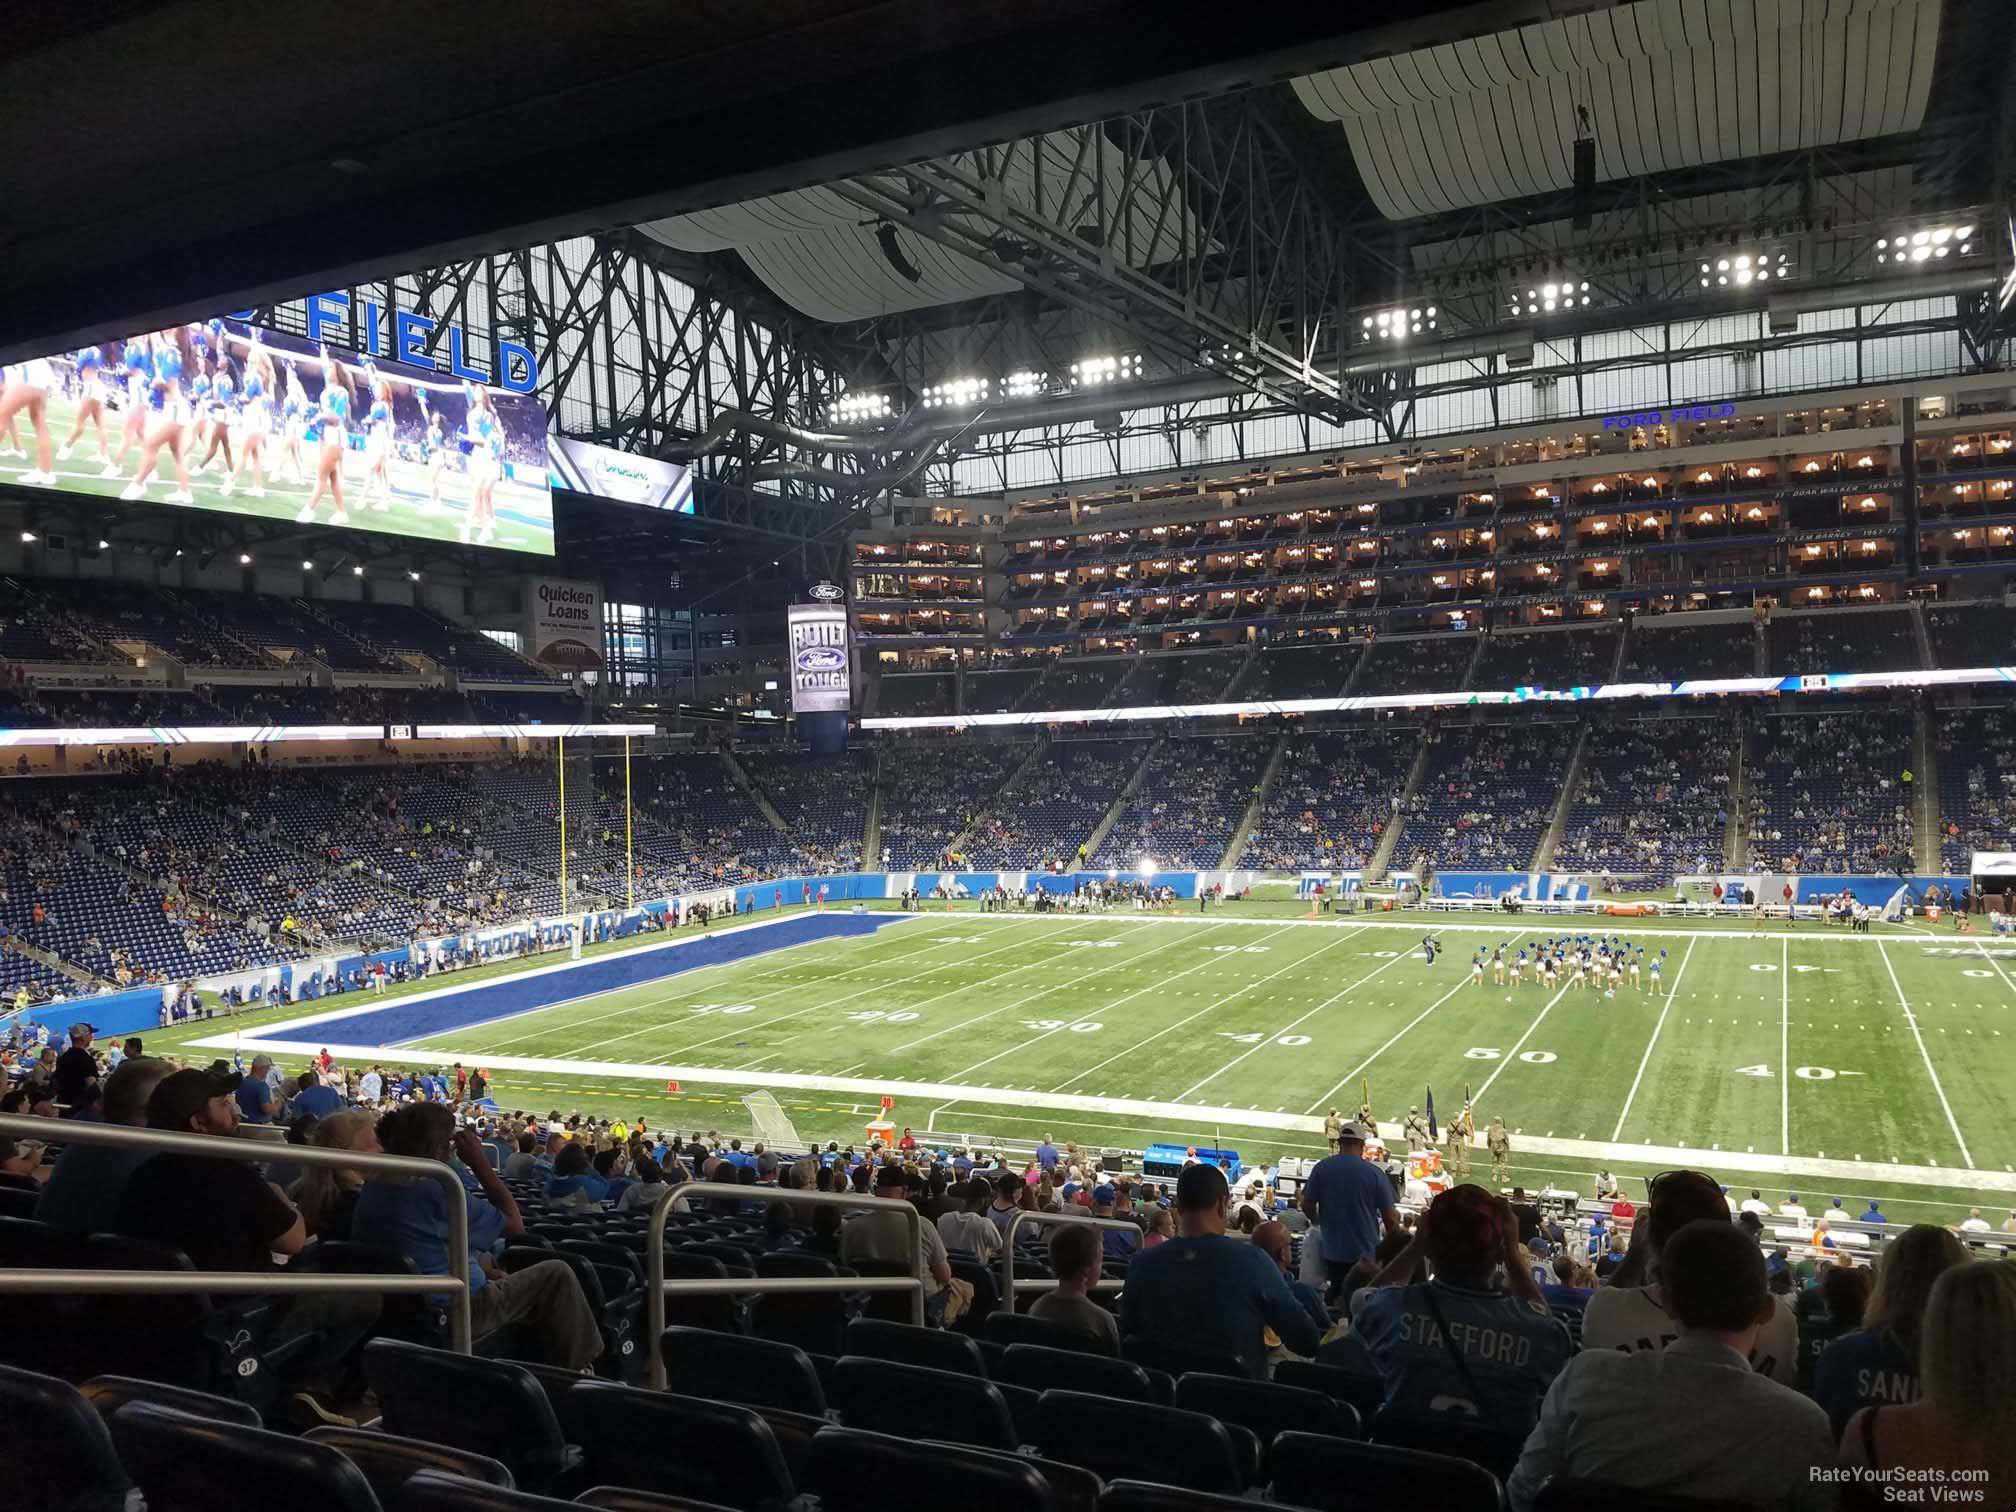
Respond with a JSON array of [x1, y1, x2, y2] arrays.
[[1487, 1115, 1512, 1187], [1445, 1102, 1475, 1179]]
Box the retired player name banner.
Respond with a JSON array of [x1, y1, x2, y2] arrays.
[[787, 600, 851, 715]]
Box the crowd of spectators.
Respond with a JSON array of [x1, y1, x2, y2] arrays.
[[1240, 726, 1418, 870], [1933, 706, 2016, 873], [1747, 710, 1916, 873], [1471, 625, 1617, 689], [1090, 736, 1269, 870], [1770, 609, 1924, 676], [1616, 620, 1757, 682], [1353, 634, 1474, 697], [1405, 722, 1576, 873], [874, 741, 1033, 870], [1554, 718, 1735, 885], [11, 1052, 2008, 1506]]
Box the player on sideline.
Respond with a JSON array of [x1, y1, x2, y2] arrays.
[[1420, 934, 1441, 966], [57, 346, 112, 464], [1649, 948, 1667, 993]]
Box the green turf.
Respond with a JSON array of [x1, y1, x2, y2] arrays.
[[164, 903, 2016, 1229]]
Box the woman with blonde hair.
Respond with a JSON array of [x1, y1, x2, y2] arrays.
[[1812, 1224, 1967, 1434], [1838, 1262, 2016, 1494], [289, 1110, 379, 1241]]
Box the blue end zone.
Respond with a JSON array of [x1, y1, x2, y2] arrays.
[[276, 912, 909, 1048]]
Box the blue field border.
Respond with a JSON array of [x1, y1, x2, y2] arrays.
[[253, 912, 911, 1049]]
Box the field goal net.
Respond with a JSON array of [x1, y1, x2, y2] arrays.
[[743, 1090, 802, 1148]]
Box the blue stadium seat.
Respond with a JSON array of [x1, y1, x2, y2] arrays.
[[843, 1316, 988, 1377], [569, 1380, 800, 1511], [304, 1425, 514, 1509], [1173, 1373, 1362, 1473], [1269, 1431, 1502, 1512], [362, 1338, 581, 1492], [998, 1341, 1164, 1403], [829, 1357, 1018, 1450], [0, 1362, 136, 1512], [811, 1425, 1053, 1512], [109, 1401, 382, 1512], [1033, 1390, 1247, 1494], [658, 1327, 827, 1416]]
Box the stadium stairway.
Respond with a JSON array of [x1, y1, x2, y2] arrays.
[[1364, 735, 1432, 882], [937, 739, 1051, 864], [1529, 724, 1594, 874], [1723, 718, 1751, 867], [1080, 739, 1164, 862], [4, 934, 105, 993], [1456, 635, 1487, 692], [1912, 706, 1942, 873], [861, 759, 883, 866], [1217, 733, 1289, 869], [1909, 600, 1936, 671], [1336, 637, 1374, 696], [719, 750, 792, 836]]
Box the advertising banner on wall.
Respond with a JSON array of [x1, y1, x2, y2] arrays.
[[787, 589, 851, 715], [549, 437, 694, 513], [528, 578, 604, 671]]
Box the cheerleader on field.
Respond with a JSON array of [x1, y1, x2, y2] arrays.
[[101, 343, 154, 479], [417, 389, 452, 513], [58, 346, 112, 464], [0, 356, 60, 486], [222, 339, 276, 498], [279, 363, 310, 484], [295, 348, 353, 526], [460, 382, 502, 545], [118, 331, 194, 503], [360, 366, 394, 511]]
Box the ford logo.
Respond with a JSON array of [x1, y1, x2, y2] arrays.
[[796, 647, 847, 672], [807, 582, 845, 603]]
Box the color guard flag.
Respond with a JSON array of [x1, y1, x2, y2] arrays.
[[1425, 1085, 1439, 1141], [880, 1095, 894, 1111]]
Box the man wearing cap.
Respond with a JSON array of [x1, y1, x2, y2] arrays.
[[236, 1056, 277, 1123], [1119, 1162, 1322, 1376], [841, 1164, 962, 1325], [52, 1022, 101, 1109], [1090, 1182, 1139, 1259], [1298, 1121, 1402, 1294], [116, 1066, 378, 1391], [1580, 1169, 1799, 1386]]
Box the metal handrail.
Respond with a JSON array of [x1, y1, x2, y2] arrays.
[[646, 1180, 924, 1389], [0, 1113, 474, 1351], [1000, 1206, 1145, 1298]]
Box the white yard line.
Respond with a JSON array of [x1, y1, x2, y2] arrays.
[[1041, 926, 1355, 1093], [900, 911, 1929, 942], [938, 924, 1309, 1091], [1972, 939, 2016, 1000], [1780, 935, 1791, 1156], [188, 1028, 2016, 1200], [1298, 935, 1534, 1116], [1177, 926, 1385, 1100], [634, 924, 1104, 1067], [1609, 937, 1698, 1142], [881, 924, 1230, 1056], [1470, 977, 1576, 1109], [1876, 939, 1975, 1169]]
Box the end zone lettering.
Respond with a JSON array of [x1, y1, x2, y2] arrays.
[[1602, 402, 1738, 431]]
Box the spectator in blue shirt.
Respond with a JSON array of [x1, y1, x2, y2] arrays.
[[36, 1057, 174, 1233], [1090, 1184, 1139, 1259], [1299, 1121, 1402, 1293], [353, 1102, 601, 1369], [1859, 1198, 1888, 1225], [1351, 1183, 1573, 1432], [1119, 1162, 1321, 1377], [1812, 1224, 1968, 1434], [291, 1071, 345, 1121], [1035, 1136, 1060, 1171], [235, 1056, 276, 1123]]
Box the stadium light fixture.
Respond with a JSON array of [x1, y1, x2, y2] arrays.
[[1068, 354, 1144, 387], [827, 391, 893, 424], [920, 377, 990, 408], [19, 531, 35, 544], [1509, 277, 1591, 317], [97, 539, 109, 550], [1362, 305, 1437, 340], [352, 564, 365, 576], [1002, 370, 1046, 399], [408, 570, 421, 581], [1874, 224, 1975, 265], [1699, 251, 1792, 288], [301, 559, 315, 571], [238, 551, 253, 565]]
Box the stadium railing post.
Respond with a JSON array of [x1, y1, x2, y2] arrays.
[[0, 1112, 474, 1353], [999, 1207, 1144, 1303], [645, 1180, 925, 1390]]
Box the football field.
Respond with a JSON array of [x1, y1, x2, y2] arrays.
[[180, 905, 2016, 1226]]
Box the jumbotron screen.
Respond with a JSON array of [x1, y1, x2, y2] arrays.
[[0, 319, 554, 554]]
